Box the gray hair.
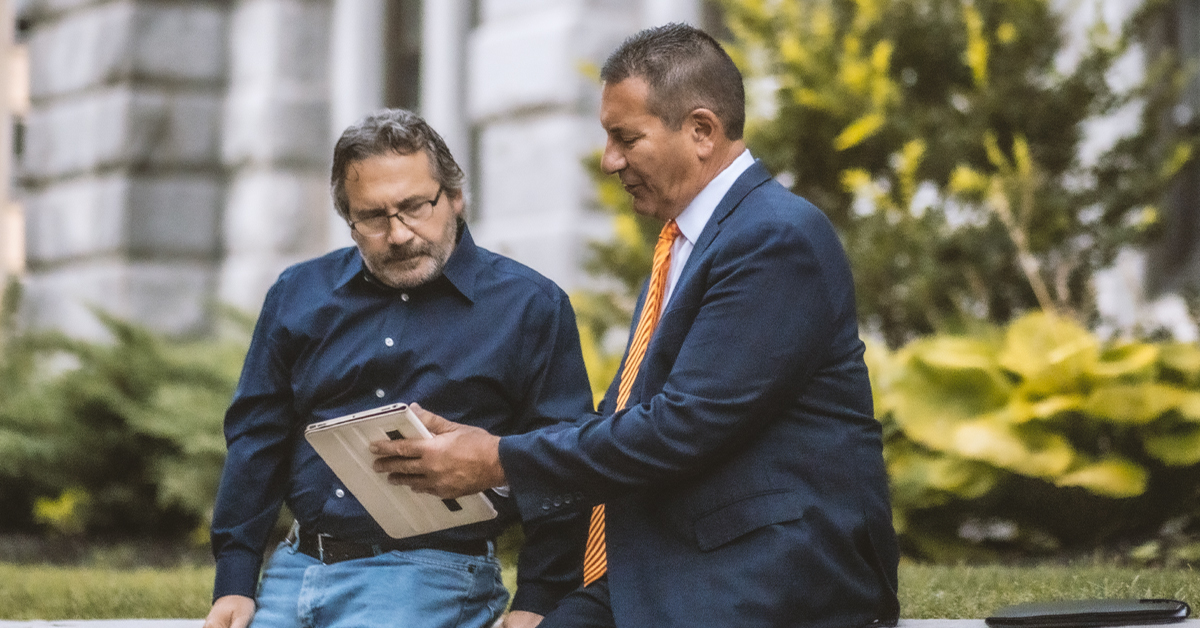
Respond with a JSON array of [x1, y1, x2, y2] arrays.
[[330, 109, 465, 220], [601, 23, 745, 140]]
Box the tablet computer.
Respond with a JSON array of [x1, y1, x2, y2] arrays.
[[304, 403, 498, 539]]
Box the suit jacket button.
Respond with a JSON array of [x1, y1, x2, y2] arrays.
[[541, 499, 552, 511]]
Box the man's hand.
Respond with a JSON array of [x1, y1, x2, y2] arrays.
[[371, 403, 506, 498], [501, 610, 544, 628], [204, 594, 255, 628]]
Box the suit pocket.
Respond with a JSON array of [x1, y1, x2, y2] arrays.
[[693, 489, 808, 551]]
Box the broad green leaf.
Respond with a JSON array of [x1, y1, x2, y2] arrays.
[[1178, 392, 1200, 422], [1089, 342, 1159, 382], [1159, 342, 1200, 386], [999, 311, 1098, 396], [863, 337, 895, 417], [952, 419, 1074, 477], [1055, 458, 1147, 498], [1143, 425, 1200, 466], [890, 336, 1012, 451], [1083, 383, 1188, 424], [886, 445, 997, 509]]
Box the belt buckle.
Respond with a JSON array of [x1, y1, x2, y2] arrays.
[[316, 533, 333, 563]]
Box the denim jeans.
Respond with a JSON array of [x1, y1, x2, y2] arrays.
[[249, 540, 509, 628]]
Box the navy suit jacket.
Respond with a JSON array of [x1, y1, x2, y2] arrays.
[[500, 162, 900, 627]]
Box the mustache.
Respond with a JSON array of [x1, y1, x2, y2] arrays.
[[384, 242, 434, 261]]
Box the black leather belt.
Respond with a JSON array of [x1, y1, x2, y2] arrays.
[[291, 526, 490, 564]]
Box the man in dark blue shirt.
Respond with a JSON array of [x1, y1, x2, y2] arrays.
[[204, 109, 593, 628]]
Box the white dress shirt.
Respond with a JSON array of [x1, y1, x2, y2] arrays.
[[662, 149, 756, 308]]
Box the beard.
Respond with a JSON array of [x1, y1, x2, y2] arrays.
[[364, 238, 454, 289]]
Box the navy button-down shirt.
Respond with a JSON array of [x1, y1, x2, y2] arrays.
[[211, 228, 593, 614]]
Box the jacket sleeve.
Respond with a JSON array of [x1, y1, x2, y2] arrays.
[[500, 197, 852, 520], [507, 287, 593, 613]]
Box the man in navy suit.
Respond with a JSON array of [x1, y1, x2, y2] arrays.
[[373, 23, 900, 628]]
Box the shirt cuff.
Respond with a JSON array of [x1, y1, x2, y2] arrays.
[[213, 548, 265, 601]]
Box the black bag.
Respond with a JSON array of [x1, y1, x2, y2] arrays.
[[986, 599, 1191, 628]]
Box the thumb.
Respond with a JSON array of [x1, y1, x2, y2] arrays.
[[409, 403, 456, 435]]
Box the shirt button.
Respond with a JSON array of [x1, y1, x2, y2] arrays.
[[401, 293, 410, 302], [385, 337, 394, 347], [375, 389, 385, 398], [335, 489, 345, 498]]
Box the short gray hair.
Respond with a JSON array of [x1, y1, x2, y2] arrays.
[[601, 23, 745, 140], [330, 109, 465, 220]]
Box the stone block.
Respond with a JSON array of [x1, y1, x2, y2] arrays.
[[480, 0, 638, 23], [218, 251, 313, 314], [21, 87, 223, 181], [473, 210, 611, 291], [128, 176, 223, 256], [24, 173, 223, 263], [468, 8, 581, 122], [468, 3, 637, 122], [475, 113, 603, 221], [16, 0, 106, 23], [27, 2, 227, 100], [130, 3, 228, 83], [20, 258, 218, 339], [228, 0, 331, 87], [23, 174, 128, 263], [221, 89, 331, 166], [222, 169, 333, 256]]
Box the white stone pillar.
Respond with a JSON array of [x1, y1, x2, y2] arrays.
[[220, 0, 336, 313], [18, 0, 228, 338], [0, 0, 19, 278], [420, 0, 470, 166], [327, 0, 385, 249], [467, 0, 636, 291]]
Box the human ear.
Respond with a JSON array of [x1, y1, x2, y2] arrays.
[[689, 108, 722, 159]]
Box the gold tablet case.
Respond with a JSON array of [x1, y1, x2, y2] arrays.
[[304, 403, 498, 539]]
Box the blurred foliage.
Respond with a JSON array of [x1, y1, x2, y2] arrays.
[[715, 0, 1199, 347], [0, 277, 249, 542], [873, 310, 1200, 562], [572, 0, 1200, 562]]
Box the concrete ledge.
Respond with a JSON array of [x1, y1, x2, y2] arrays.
[[2, 621, 1198, 628]]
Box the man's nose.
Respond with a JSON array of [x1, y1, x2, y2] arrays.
[[600, 139, 625, 175], [385, 215, 417, 244]]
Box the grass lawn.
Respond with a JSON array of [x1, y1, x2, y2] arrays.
[[0, 560, 1195, 621]]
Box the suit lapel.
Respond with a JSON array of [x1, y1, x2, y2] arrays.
[[674, 160, 774, 289]]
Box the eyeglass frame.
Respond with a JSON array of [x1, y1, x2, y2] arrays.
[[347, 186, 445, 237]]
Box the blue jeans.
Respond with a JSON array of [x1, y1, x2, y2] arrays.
[[249, 540, 509, 628]]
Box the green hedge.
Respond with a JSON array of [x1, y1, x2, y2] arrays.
[[0, 279, 247, 542], [5, 277, 1199, 564], [872, 310, 1200, 562]]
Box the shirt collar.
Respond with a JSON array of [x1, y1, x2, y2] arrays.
[[336, 223, 480, 303], [674, 149, 755, 244]]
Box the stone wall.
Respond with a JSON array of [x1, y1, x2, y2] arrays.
[[18, 0, 229, 338]]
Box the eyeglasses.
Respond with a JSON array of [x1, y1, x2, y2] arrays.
[[348, 187, 444, 237]]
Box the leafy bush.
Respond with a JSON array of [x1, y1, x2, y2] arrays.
[[718, 0, 1198, 347], [874, 310, 1200, 562], [0, 278, 249, 542]]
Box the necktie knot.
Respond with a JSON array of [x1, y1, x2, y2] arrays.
[[660, 219, 681, 244]]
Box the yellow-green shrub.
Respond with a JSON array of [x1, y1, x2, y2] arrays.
[[874, 310, 1200, 561]]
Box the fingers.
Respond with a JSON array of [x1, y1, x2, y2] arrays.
[[410, 402, 456, 434], [205, 595, 255, 628]]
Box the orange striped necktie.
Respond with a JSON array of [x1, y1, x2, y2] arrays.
[[582, 219, 681, 586]]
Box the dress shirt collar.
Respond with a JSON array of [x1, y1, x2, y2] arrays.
[[674, 149, 755, 245], [336, 223, 479, 303]]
